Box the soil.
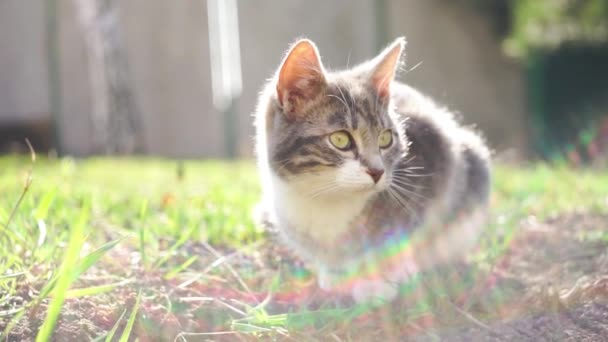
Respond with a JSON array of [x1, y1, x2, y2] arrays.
[[2, 212, 607, 341], [430, 213, 608, 341]]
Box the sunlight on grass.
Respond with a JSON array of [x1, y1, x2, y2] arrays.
[[0, 156, 607, 340], [119, 290, 141, 342], [36, 205, 88, 341]]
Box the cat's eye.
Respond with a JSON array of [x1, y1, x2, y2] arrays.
[[329, 131, 352, 151], [379, 130, 393, 149]]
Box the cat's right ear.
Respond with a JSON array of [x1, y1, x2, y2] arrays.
[[276, 39, 326, 117]]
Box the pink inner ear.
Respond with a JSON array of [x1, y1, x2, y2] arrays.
[[371, 38, 405, 99], [276, 40, 326, 113], [373, 74, 393, 99]]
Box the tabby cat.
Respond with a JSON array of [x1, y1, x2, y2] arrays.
[[254, 37, 490, 302]]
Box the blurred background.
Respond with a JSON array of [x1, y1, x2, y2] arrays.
[[1, 0, 607, 164]]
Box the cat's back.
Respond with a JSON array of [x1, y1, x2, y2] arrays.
[[390, 82, 456, 127], [389, 81, 491, 216]]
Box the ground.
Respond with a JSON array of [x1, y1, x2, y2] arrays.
[[0, 157, 607, 341]]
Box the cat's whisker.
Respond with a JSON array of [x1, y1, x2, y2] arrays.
[[391, 171, 422, 178], [387, 188, 416, 216], [390, 176, 426, 190], [398, 173, 434, 178], [394, 165, 424, 171], [291, 177, 333, 189], [335, 85, 350, 108], [336, 85, 359, 128], [327, 94, 351, 118], [392, 182, 427, 201], [304, 181, 338, 196], [401, 155, 417, 165], [306, 183, 340, 199], [387, 188, 409, 211], [395, 172, 427, 178], [390, 186, 423, 221], [391, 182, 425, 193], [394, 167, 426, 174], [391, 182, 427, 201], [392, 171, 425, 179], [391, 187, 427, 205], [271, 157, 300, 174], [337, 85, 357, 120], [304, 183, 333, 196], [393, 170, 435, 178]]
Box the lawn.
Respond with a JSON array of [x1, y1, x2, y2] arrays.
[[1, 156, 607, 340]]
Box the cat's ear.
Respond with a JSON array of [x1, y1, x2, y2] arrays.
[[369, 37, 405, 99], [276, 39, 326, 116]]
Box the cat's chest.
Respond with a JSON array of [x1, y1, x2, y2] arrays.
[[288, 199, 362, 241], [271, 182, 369, 244]]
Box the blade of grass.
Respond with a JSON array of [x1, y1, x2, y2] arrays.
[[231, 322, 273, 333], [2, 138, 35, 232], [36, 203, 89, 342], [35, 188, 56, 221], [105, 309, 128, 342], [119, 289, 142, 342], [0, 307, 23, 317], [138, 199, 148, 269], [153, 223, 197, 269], [202, 242, 259, 304], [39, 237, 126, 299], [89, 308, 128, 342], [1, 170, 31, 238], [65, 279, 133, 298], [72, 237, 126, 283], [0, 205, 8, 224], [163, 256, 198, 280], [33, 188, 56, 249], [0, 272, 25, 281], [25, 138, 36, 162], [1, 307, 26, 337]]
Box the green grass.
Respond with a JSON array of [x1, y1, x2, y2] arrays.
[[0, 156, 607, 340], [481, 164, 608, 262]]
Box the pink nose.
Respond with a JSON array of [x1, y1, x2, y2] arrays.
[[366, 168, 384, 184]]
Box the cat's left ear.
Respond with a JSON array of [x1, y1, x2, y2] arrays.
[[368, 37, 405, 99]]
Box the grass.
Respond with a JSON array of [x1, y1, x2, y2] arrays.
[[0, 156, 607, 340]]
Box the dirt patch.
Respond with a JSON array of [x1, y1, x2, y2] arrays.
[[430, 213, 608, 341], [2, 213, 608, 341]]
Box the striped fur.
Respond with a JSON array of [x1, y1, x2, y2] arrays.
[[254, 38, 491, 301]]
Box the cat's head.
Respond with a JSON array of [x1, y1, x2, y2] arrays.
[[265, 38, 408, 199]]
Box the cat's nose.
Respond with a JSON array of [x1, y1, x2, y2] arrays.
[[366, 168, 384, 184]]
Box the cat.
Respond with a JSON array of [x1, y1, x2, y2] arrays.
[[254, 37, 490, 302]]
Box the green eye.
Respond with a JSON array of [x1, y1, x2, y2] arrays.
[[379, 130, 393, 148], [329, 131, 352, 150]]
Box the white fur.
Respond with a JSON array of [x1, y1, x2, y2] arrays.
[[264, 153, 389, 246], [269, 171, 370, 244]]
